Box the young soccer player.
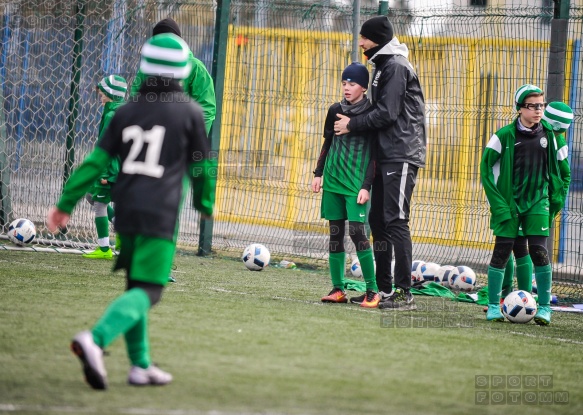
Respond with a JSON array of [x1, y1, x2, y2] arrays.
[[498, 101, 574, 300], [83, 75, 127, 259], [480, 85, 571, 325], [46, 33, 216, 389], [312, 62, 380, 308]]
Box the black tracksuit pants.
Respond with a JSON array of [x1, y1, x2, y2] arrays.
[[369, 161, 418, 292]]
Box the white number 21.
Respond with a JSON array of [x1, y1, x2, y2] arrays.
[[121, 125, 165, 178]]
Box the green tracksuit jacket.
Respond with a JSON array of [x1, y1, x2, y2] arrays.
[[480, 119, 570, 230]]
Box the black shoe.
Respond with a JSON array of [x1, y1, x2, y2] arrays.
[[378, 287, 417, 310], [349, 293, 366, 304]]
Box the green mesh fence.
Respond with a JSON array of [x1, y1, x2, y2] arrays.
[[0, 1, 582, 301]]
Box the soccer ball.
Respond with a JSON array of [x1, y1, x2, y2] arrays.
[[350, 258, 362, 278], [451, 265, 476, 291], [242, 244, 270, 271], [447, 266, 461, 288], [503, 290, 537, 323], [421, 262, 441, 283], [411, 260, 426, 283], [435, 265, 456, 287], [7, 218, 36, 246], [350, 257, 377, 278]]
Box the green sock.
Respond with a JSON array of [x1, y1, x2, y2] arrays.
[[501, 254, 514, 298], [357, 248, 378, 292], [107, 205, 115, 222], [329, 252, 346, 290], [534, 264, 552, 306], [95, 216, 110, 252], [487, 265, 504, 305], [515, 255, 533, 292], [92, 288, 151, 349], [125, 313, 150, 369]]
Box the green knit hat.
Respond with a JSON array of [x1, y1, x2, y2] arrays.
[[514, 84, 543, 110], [97, 75, 127, 101], [542, 101, 574, 133], [139, 33, 192, 79]]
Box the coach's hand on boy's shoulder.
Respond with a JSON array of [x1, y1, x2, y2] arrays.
[[311, 177, 322, 193], [357, 189, 369, 205], [334, 114, 350, 135]]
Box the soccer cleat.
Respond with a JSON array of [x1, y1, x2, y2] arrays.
[[378, 287, 417, 310], [534, 305, 551, 326], [361, 291, 380, 308], [486, 304, 505, 322], [128, 365, 173, 386], [350, 290, 392, 305], [83, 248, 113, 260], [70, 331, 107, 390], [321, 288, 348, 303]]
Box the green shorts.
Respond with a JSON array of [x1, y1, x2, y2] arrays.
[[90, 183, 112, 204], [321, 190, 368, 223], [114, 234, 176, 286], [494, 214, 550, 238]]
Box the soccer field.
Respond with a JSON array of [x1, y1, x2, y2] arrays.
[[0, 250, 582, 415]]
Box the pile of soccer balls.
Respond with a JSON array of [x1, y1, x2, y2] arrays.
[[6, 218, 36, 246], [411, 260, 477, 292]]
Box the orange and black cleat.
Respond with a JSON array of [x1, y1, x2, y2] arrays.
[[321, 288, 348, 303], [361, 291, 380, 308]]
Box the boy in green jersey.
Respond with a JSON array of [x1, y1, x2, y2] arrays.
[[47, 34, 216, 389], [312, 62, 380, 308], [495, 101, 574, 307], [83, 75, 127, 259], [480, 85, 571, 325]]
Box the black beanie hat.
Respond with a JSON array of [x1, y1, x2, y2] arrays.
[[342, 62, 369, 89], [153, 18, 181, 37], [360, 16, 394, 46]]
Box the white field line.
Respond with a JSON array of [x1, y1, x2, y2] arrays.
[[0, 404, 289, 415]]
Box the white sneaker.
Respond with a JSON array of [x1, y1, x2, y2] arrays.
[[128, 365, 173, 386], [71, 330, 107, 390]]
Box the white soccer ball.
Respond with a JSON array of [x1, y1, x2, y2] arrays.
[[350, 258, 362, 278], [411, 260, 426, 283], [7, 218, 36, 246], [241, 244, 270, 271], [452, 265, 476, 291], [447, 266, 461, 288], [503, 290, 537, 323], [435, 265, 456, 287], [421, 262, 441, 283], [350, 257, 377, 278]]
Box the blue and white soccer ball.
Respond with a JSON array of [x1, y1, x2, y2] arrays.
[[350, 257, 377, 278], [242, 243, 270, 271], [451, 265, 476, 292], [503, 290, 537, 323], [7, 218, 36, 246], [421, 262, 441, 283], [411, 260, 426, 283], [435, 265, 456, 287]]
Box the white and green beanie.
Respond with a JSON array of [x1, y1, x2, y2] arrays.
[[515, 84, 543, 110], [139, 33, 192, 79], [542, 101, 574, 133], [97, 75, 127, 101]]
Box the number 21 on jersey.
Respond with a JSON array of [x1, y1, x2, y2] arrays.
[[122, 125, 165, 178]]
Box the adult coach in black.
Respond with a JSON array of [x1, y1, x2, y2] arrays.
[[47, 33, 216, 389], [334, 16, 426, 310]]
